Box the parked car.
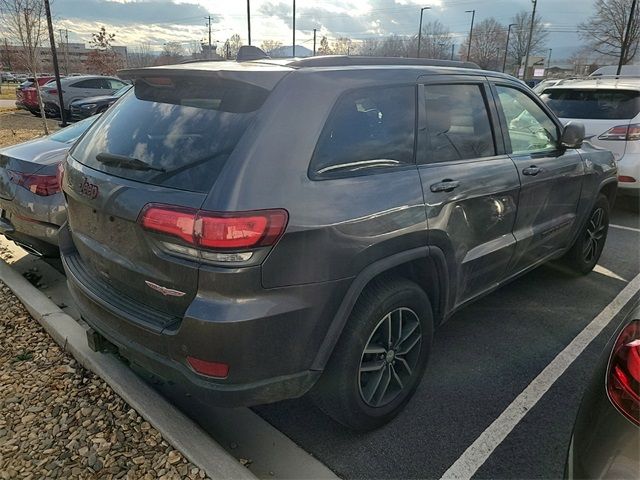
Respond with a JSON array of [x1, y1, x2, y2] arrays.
[[590, 65, 640, 77], [532, 78, 576, 95], [59, 54, 617, 431], [565, 304, 639, 479], [0, 116, 98, 257], [40, 75, 128, 118], [540, 78, 640, 206], [1, 72, 17, 83], [15, 74, 28, 82], [69, 84, 132, 121], [15, 76, 55, 115]]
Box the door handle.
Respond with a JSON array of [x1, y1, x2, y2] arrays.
[[430, 179, 460, 193], [522, 165, 543, 176]]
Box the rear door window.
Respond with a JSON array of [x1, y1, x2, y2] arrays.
[[310, 85, 416, 178], [71, 76, 269, 192], [422, 83, 496, 163], [71, 79, 102, 89], [541, 88, 640, 120]]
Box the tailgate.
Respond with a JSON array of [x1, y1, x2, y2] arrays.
[[64, 156, 207, 321]]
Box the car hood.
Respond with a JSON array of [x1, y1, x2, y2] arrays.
[[72, 95, 116, 105]]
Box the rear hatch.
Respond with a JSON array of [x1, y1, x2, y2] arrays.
[[541, 87, 640, 160], [64, 69, 283, 325]]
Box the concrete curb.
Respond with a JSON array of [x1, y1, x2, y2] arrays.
[[0, 259, 256, 480]]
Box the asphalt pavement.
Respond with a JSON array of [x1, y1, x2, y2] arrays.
[[254, 202, 640, 479]]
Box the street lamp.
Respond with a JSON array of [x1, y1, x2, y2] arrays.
[[417, 6, 431, 58], [502, 23, 517, 73], [465, 9, 476, 62]]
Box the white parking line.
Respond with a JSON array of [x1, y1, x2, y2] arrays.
[[441, 272, 640, 480], [610, 223, 640, 233], [594, 265, 628, 282]]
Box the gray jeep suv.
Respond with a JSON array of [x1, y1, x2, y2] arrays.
[[59, 54, 618, 431]]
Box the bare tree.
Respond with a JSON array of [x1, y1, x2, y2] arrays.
[[128, 42, 154, 68], [460, 18, 506, 70], [185, 40, 201, 59], [317, 36, 332, 55], [508, 11, 548, 72], [332, 37, 353, 55], [260, 39, 282, 55], [155, 41, 184, 65], [223, 34, 242, 59], [0, 0, 49, 133], [579, 0, 640, 65], [86, 26, 121, 74], [416, 20, 453, 59]]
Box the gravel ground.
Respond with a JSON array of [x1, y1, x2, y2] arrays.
[[0, 111, 59, 148], [0, 279, 213, 480]]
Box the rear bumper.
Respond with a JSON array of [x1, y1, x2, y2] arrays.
[[617, 152, 640, 194], [59, 224, 350, 406]]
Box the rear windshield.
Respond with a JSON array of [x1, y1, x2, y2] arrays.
[[49, 115, 98, 144], [70, 76, 269, 192], [541, 88, 640, 120]]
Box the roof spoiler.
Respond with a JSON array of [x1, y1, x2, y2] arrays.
[[237, 46, 270, 62]]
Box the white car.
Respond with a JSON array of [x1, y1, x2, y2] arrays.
[[40, 75, 128, 117], [540, 78, 640, 204]]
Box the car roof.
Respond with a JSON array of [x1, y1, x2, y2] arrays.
[[119, 56, 516, 90]]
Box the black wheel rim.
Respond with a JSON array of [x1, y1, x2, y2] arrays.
[[583, 207, 606, 263], [358, 307, 422, 408]]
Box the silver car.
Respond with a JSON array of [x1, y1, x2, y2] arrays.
[[40, 75, 128, 118], [0, 116, 98, 256]]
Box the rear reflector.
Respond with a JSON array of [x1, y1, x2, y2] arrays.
[[599, 124, 640, 141], [7, 169, 61, 196], [140, 204, 288, 251], [618, 175, 636, 183], [607, 320, 640, 426], [187, 356, 229, 378]]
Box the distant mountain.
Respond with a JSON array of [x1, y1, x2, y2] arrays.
[[270, 45, 313, 58]]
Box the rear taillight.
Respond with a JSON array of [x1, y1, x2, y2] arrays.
[[139, 204, 288, 255], [598, 124, 640, 141], [187, 356, 229, 378], [618, 175, 637, 183], [46, 89, 58, 95], [607, 320, 640, 426], [7, 169, 61, 196]]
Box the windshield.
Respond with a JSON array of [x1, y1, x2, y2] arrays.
[[113, 85, 132, 98], [49, 115, 99, 144], [71, 76, 269, 193], [541, 88, 640, 119]]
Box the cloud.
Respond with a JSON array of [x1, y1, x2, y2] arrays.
[[53, 0, 218, 26]]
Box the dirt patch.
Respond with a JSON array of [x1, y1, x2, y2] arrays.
[[0, 280, 213, 480], [0, 111, 60, 148]]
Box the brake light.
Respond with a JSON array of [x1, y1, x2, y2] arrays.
[[607, 320, 640, 426], [7, 169, 61, 196], [598, 124, 640, 141], [47, 89, 58, 95], [139, 204, 288, 251], [187, 356, 229, 378], [618, 175, 636, 183]]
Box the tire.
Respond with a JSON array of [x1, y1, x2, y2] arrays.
[[562, 194, 610, 274], [311, 277, 434, 431]]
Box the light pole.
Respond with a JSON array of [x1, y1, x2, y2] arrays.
[[617, 0, 637, 75], [417, 6, 431, 58], [502, 23, 517, 73], [292, 0, 296, 57], [546, 48, 552, 73], [523, 0, 538, 82], [465, 9, 476, 62], [247, 0, 251, 45]]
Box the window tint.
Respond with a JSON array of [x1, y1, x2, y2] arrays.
[[423, 84, 495, 163], [496, 85, 558, 155], [71, 79, 102, 89], [541, 88, 640, 120], [107, 79, 127, 90], [71, 77, 269, 193], [311, 86, 415, 178]]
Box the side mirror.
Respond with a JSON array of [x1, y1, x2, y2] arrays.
[[561, 121, 585, 149]]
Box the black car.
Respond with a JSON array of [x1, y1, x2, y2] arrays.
[[566, 304, 640, 478], [59, 51, 617, 431], [69, 85, 131, 121]]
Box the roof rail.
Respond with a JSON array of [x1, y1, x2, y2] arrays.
[[287, 55, 480, 69]]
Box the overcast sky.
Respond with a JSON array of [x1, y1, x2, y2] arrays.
[[52, 0, 595, 60]]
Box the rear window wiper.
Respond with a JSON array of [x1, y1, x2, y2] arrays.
[[95, 153, 166, 172]]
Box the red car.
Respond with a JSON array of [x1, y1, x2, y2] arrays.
[[15, 76, 55, 115]]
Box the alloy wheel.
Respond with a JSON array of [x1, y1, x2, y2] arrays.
[[358, 307, 422, 408], [583, 207, 606, 263]]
